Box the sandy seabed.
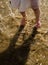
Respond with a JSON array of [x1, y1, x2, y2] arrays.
[[0, 0, 48, 65]]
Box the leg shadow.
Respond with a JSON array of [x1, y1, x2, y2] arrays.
[[0, 27, 38, 65]]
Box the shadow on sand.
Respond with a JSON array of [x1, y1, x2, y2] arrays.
[[0, 27, 38, 65]]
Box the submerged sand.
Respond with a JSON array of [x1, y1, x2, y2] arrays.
[[0, 0, 48, 65]]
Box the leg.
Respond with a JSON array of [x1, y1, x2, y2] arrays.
[[32, 8, 41, 28], [18, 12, 26, 32], [33, 8, 40, 23], [31, 0, 41, 28], [20, 12, 26, 26]]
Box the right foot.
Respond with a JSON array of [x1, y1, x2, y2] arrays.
[[34, 21, 41, 28]]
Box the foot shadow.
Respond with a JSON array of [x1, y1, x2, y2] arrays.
[[0, 27, 38, 65]]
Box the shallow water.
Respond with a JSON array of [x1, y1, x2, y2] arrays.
[[0, 0, 48, 65]]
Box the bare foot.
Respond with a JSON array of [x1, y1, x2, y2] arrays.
[[34, 21, 41, 28]]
